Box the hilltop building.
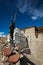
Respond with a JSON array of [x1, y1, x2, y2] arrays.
[[21, 26, 43, 65], [0, 26, 43, 65], [7, 26, 43, 65]]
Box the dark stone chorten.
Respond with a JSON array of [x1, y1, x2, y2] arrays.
[[9, 19, 15, 43]]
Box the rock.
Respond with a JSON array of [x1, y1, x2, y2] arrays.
[[2, 56, 8, 63], [3, 62, 9, 65], [8, 54, 20, 63], [0, 50, 3, 55], [3, 47, 12, 56]]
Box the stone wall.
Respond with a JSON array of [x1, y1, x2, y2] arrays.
[[21, 27, 43, 65]]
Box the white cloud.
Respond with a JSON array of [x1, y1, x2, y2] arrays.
[[0, 35, 3, 37], [0, 32, 4, 35], [31, 16, 38, 20], [18, 0, 43, 19], [0, 32, 6, 37], [2, 35, 6, 37]]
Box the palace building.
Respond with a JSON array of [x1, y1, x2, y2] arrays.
[[7, 26, 43, 65]]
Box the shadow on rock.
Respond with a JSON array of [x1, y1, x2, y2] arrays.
[[20, 55, 35, 65]]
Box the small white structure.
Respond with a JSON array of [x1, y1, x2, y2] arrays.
[[7, 28, 28, 49], [13, 28, 27, 49], [13, 28, 21, 43], [7, 34, 10, 43]]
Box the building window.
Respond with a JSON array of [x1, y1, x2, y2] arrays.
[[36, 34, 38, 38], [24, 29, 25, 33]]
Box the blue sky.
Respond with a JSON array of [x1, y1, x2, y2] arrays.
[[0, 0, 43, 35]]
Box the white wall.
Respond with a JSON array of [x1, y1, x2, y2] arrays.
[[21, 27, 43, 65]]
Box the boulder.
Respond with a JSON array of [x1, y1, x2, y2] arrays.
[[8, 54, 20, 63], [3, 47, 12, 56]]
